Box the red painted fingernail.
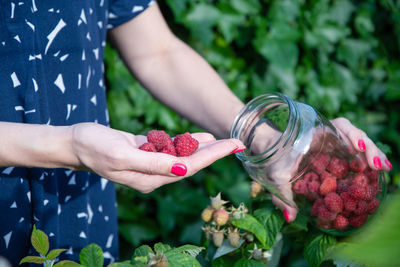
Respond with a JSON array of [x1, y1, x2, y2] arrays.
[[230, 147, 245, 154], [283, 209, 290, 223], [358, 139, 366, 151], [385, 159, 393, 170], [373, 157, 382, 170], [170, 163, 187, 176]]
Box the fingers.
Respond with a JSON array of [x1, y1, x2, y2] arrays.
[[331, 118, 392, 172], [272, 195, 298, 223]]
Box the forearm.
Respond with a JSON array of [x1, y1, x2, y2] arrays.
[[0, 122, 79, 169], [124, 37, 243, 138]]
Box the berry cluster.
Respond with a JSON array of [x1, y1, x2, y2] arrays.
[[293, 154, 381, 231], [201, 193, 251, 248], [139, 130, 199, 157]]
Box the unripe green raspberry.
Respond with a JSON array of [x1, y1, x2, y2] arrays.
[[201, 206, 214, 222], [210, 192, 228, 210], [213, 209, 229, 226], [227, 229, 240, 248], [153, 254, 168, 267], [212, 231, 224, 247], [250, 182, 263, 198]]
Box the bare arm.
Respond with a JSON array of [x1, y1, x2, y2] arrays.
[[108, 4, 243, 138]]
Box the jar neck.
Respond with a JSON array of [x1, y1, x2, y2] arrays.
[[230, 93, 300, 164]]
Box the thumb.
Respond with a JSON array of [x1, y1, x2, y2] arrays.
[[271, 183, 298, 223]]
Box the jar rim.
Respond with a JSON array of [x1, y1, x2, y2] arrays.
[[230, 93, 298, 163]]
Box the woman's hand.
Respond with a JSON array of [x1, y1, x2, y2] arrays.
[[71, 123, 245, 193]]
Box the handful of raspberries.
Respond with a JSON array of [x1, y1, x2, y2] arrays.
[[139, 130, 199, 157], [293, 154, 381, 231]]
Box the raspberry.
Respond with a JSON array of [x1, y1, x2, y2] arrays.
[[341, 192, 357, 211], [351, 173, 369, 187], [368, 198, 380, 214], [201, 206, 214, 222], [320, 171, 336, 182], [212, 231, 224, 247], [327, 157, 349, 179], [293, 179, 308, 195], [349, 157, 367, 173], [337, 179, 350, 194], [349, 214, 368, 228], [324, 192, 343, 213], [316, 219, 332, 229], [354, 200, 368, 215], [147, 130, 171, 151], [250, 182, 263, 198], [213, 209, 229, 226], [318, 205, 337, 222], [311, 198, 324, 217], [160, 143, 177, 156], [364, 168, 379, 183], [320, 177, 337, 196], [364, 185, 377, 201], [341, 210, 352, 218], [139, 142, 157, 152], [333, 214, 349, 230], [348, 185, 366, 200], [311, 154, 331, 174], [307, 180, 320, 200], [174, 132, 199, 156], [227, 230, 240, 248], [304, 172, 319, 183]]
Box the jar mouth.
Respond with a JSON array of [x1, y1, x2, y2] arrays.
[[230, 93, 298, 163]]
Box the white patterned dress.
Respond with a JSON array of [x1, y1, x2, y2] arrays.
[[0, 0, 153, 265]]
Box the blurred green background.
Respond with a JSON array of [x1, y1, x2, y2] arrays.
[[104, 0, 400, 265]]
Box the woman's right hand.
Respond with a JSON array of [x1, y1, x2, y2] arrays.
[[71, 123, 245, 193]]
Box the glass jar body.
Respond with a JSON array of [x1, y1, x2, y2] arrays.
[[231, 93, 386, 235]]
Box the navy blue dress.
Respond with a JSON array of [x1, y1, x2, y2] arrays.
[[0, 0, 153, 265]]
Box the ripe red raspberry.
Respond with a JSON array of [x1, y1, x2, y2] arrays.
[[139, 142, 157, 152], [333, 214, 349, 230], [349, 214, 368, 227], [174, 132, 199, 157], [364, 168, 379, 183], [147, 130, 171, 151], [320, 171, 335, 182], [337, 179, 350, 194], [307, 180, 320, 201], [160, 143, 177, 156], [293, 179, 308, 195], [341, 192, 357, 211], [354, 200, 368, 215], [327, 157, 349, 179], [349, 157, 367, 173], [304, 172, 319, 183], [348, 185, 366, 200], [363, 185, 377, 201], [341, 210, 352, 218], [324, 192, 343, 213], [311, 154, 331, 174], [368, 198, 380, 214], [320, 177, 337, 196], [318, 205, 337, 222], [311, 198, 324, 217], [213, 209, 229, 226], [351, 173, 369, 187]]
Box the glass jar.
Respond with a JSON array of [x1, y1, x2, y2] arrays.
[[230, 93, 386, 236]]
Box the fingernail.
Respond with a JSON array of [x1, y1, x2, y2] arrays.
[[230, 147, 245, 154], [358, 139, 366, 151], [385, 159, 393, 170], [373, 157, 382, 170], [171, 163, 187, 176], [283, 209, 290, 223]]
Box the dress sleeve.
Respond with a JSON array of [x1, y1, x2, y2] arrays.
[[107, 0, 155, 29]]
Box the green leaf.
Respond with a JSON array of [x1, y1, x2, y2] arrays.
[[303, 234, 337, 267], [107, 261, 135, 267], [253, 207, 285, 249], [233, 258, 266, 267], [53, 260, 83, 267], [165, 250, 201, 267], [169, 244, 205, 258], [31, 226, 49, 256], [230, 214, 267, 245], [231, 0, 261, 14], [46, 249, 68, 260], [79, 244, 104, 267], [283, 212, 309, 233], [154, 243, 172, 254], [131, 245, 153, 264], [19, 256, 46, 264]]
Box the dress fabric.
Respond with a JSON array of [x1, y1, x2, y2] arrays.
[[0, 0, 153, 265]]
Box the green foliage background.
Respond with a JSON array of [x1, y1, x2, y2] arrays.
[[105, 0, 400, 265]]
